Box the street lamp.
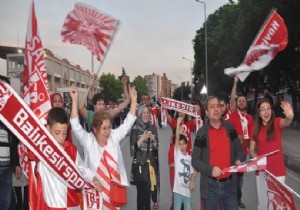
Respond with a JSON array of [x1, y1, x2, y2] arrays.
[[182, 57, 194, 99], [195, 0, 208, 95]]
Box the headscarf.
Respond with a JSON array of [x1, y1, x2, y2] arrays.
[[135, 103, 150, 132], [50, 92, 63, 107]]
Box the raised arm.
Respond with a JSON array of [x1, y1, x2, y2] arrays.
[[230, 76, 238, 111], [110, 75, 131, 118], [79, 79, 94, 121], [280, 100, 294, 128], [70, 85, 79, 119], [175, 117, 183, 150]]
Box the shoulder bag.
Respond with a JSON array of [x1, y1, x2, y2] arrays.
[[103, 154, 127, 207], [131, 139, 150, 185]]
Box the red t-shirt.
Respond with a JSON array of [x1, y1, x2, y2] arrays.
[[169, 118, 195, 155], [209, 125, 231, 178], [251, 117, 286, 176], [228, 111, 254, 156]]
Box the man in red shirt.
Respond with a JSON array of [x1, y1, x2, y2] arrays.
[[192, 96, 244, 210], [228, 76, 254, 209]]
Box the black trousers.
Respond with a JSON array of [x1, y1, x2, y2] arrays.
[[136, 184, 158, 210]]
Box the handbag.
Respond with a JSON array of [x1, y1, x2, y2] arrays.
[[103, 155, 127, 207], [131, 139, 150, 185]]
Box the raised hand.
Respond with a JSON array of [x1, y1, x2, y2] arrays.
[[69, 85, 78, 101], [281, 100, 294, 120]]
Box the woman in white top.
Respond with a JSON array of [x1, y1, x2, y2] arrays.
[[69, 85, 137, 210]]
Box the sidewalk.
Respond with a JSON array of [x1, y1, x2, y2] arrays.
[[282, 125, 300, 174]]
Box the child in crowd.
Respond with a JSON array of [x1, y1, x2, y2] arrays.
[[173, 117, 197, 210], [29, 107, 98, 209]]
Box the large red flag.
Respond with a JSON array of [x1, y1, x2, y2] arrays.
[[21, 0, 51, 209], [225, 10, 288, 82], [61, 2, 118, 62]]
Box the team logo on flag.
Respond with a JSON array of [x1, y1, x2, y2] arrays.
[[224, 10, 288, 82], [61, 2, 118, 62]]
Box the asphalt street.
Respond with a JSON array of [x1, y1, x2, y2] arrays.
[[119, 126, 300, 210]]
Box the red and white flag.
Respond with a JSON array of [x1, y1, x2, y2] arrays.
[[257, 170, 298, 210], [222, 150, 279, 173], [23, 0, 51, 124], [21, 1, 51, 208], [61, 2, 118, 62], [225, 10, 288, 82]]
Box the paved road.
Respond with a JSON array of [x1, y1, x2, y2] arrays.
[[119, 126, 300, 210]]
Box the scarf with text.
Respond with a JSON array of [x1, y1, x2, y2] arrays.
[[0, 82, 93, 191], [160, 97, 202, 130]]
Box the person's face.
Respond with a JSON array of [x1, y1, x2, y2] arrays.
[[141, 95, 150, 105], [93, 119, 111, 145], [237, 96, 247, 111], [47, 123, 68, 145], [179, 139, 187, 153], [141, 107, 150, 123], [94, 100, 106, 112], [219, 100, 228, 116], [52, 94, 63, 108], [178, 112, 186, 119], [259, 102, 272, 124], [205, 98, 221, 122]]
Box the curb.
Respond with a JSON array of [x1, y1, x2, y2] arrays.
[[283, 152, 300, 174]]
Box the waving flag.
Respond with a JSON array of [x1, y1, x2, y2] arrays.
[[21, 1, 51, 208], [61, 2, 118, 63], [23, 0, 51, 124], [225, 10, 288, 82], [222, 150, 279, 173]]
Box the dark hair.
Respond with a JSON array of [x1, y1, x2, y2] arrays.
[[179, 134, 187, 144], [0, 75, 10, 84], [236, 94, 247, 101], [217, 91, 229, 104], [47, 107, 69, 127], [254, 98, 275, 142], [92, 93, 106, 105], [204, 95, 219, 110]]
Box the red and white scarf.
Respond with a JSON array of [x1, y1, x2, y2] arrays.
[[160, 97, 202, 130]]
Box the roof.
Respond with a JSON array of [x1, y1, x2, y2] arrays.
[[0, 45, 25, 60]]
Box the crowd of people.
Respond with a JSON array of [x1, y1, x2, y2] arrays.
[[0, 73, 294, 210]]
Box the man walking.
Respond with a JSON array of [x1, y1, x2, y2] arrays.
[[192, 96, 244, 210]]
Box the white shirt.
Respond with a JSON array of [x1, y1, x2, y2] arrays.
[[173, 147, 193, 197]]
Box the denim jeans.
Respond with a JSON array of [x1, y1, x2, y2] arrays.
[[203, 178, 238, 210], [237, 172, 244, 203], [174, 192, 190, 210], [0, 168, 12, 210]]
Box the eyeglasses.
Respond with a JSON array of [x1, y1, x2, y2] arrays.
[[259, 108, 272, 113]]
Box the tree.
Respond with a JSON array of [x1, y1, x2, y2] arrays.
[[193, 0, 300, 97], [131, 75, 148, 101], [172, 82, 192, 102], [99, 73, 123, 102]]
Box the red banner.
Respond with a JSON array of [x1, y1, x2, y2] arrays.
[[23, 0, 51, 124], [225, 10, 288, 82], [0, 81, 93, 190], [61, 2, 118, 62], [258, 170, 297, 210]]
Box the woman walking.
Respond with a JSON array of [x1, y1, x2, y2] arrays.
[[130, 103, 160, 210]]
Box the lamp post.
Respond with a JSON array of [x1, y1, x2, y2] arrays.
[[182, 57, 194, 99], [195, 0, 208, 95]]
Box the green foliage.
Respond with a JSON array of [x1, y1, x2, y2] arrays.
[[99, 73, 123, 102], [131, 76, 149, 101], [193, 0, 300, 97], [172, 82, 192, 102]]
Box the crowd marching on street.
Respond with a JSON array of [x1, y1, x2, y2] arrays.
[[0, 72, 297, 210], [0, 1, 299, 210]]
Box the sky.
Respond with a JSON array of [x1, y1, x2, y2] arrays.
[[0, 0, 229, 85]]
